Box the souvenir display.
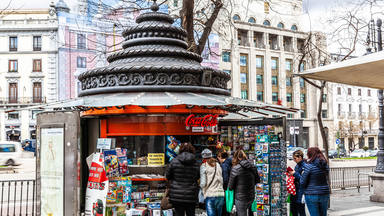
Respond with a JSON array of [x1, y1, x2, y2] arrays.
[[220, 124, 286, 216]]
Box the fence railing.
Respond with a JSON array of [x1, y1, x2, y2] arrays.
[[329, 166, 375, 190], [0, 180, 36, 216]]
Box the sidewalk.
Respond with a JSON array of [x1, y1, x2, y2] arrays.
[[329, 187, 384, 216]]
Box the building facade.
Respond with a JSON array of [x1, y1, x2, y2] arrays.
[[211, 0, 334, 149], [0, 8, 58, 141]]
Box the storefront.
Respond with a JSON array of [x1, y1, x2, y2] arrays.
[[36, 2, 298, 215]]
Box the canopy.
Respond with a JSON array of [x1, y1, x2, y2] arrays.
[[297, 51, 384, 89], [14, 92, 299, 117]]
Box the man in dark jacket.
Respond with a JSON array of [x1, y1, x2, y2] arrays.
[[165, 143, 199, 216], [228, 150, 260, 216], [218, 151, 232, 189]]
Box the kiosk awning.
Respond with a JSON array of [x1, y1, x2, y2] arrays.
[[19, 92, 299, 116], [297, 51, 384, 89]]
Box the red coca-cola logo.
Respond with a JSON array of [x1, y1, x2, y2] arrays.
[[185, 114, 218, 128]]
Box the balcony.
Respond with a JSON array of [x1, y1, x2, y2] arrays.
[[254, 32, 265, 49], [337, 111, 346, 118], [347, 112, 356, 119], [368, 112, 378, 119], [283, 36, 293, 52], [0, 97, 46, 105], [269, 34, 279, 50], [358, 112, 367, 119], [237, 29, 249, 47]]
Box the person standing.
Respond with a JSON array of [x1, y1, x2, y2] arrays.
[[217, 151, 232, 216], [200, 149, 225, 216], [300, 147, 330, 216], [165, 143, 200, 216], [288, 150, 307, 216], [228, 150, 260, 216]]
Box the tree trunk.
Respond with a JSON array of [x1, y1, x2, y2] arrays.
[[317, 81, 330, 162], [180, 0, 196, 52]]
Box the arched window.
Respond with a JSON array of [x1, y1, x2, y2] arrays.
[[233, 14, 240, 21], [248, 17, 256, 23], [263, 20, 270, 26], [277, 22, 284, 28], [291, 25, 298, 31]]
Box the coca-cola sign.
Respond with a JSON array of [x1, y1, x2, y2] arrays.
[[185, 114, 218, 128]]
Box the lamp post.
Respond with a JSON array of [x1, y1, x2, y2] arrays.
[[376, 19, 384, 173]]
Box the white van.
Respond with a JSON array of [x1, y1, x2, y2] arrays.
[[0, 141, 22, 166]]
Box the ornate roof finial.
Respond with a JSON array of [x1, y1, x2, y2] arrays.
[[151, 0, 159, 12]]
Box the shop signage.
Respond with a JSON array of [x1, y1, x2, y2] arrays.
[[185, 114, 218, 132], [97, 138, 112, 150], [148, 153, 165, 165], [85, 153, 109, 216]]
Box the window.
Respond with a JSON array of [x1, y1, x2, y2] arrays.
[[233, 14, 240, 21], [32, 110, 43, 119], [368, 89, 371, 96], [358, 89, 361, 96], [8, 60, 18, 72], [173, 0, 178, 7], [271, 58, 278, 69], [272, 92, 278, 102], [369, 105, 372, 112], [277, 22, 284, 28], [257, 92, 263, 101], [241, 90, 248, 99], [256, 56, 263, 68], [338, 104, 342, 112], [248, 17, 256, 23], [256, 75, 263, 85], [9, 36, 17, 51], [300, 93, 306, 103], [322, 110, 328, 118], [359, 104, 362, 113], [286, 77, 292, 86], [240, 55, 247, 66], [33, 59, 42, 72], [223, 70, 231, 74], [77, 57, 87, 68], [0, 144, 16, 152], [322, 94, 327, 103], [348, 88, 351, 95], [240, 73, 247, 84], [77, 34, 86, 49], [33, 82, 42, 103], [349, 104, 352, 112], [33, 36, 42, 51], [272, 76, 278, 86], [285, 61, 292, 71], [263, 20, 270, 26], [299, 63, 305, 72], [222, 51, 231, 62], [8, 112, 19, 120], [300, 78, 305, 88], [291, 25, 298, 31], [287, 114, 293, 119], [9, 83, 18, 103], [337, 87, 341, 95], [301, 110, 307, 118], [287, 93, 292, 102]]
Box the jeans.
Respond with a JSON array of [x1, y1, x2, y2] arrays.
[[173, 202, 195, 216], [205, 197, 225, 216], [305, 194, 329, 216], [234, 199, 252, 216], [290, 202, 306, 216]]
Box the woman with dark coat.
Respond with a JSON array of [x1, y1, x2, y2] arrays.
[[228, 150, 260, 216], [288, 150, 306, 216], [165, 143, 200, 216], [300, 147, 330, 216]]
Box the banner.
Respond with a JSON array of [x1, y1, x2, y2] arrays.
[[85, 153, 109, 216]]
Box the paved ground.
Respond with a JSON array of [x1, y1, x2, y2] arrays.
[[329, 187, 384, 216]]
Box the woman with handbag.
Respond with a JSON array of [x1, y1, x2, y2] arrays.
[[228, 150, 260, 216], [165, 143, 200, 216], [200, 149, 225, 216]]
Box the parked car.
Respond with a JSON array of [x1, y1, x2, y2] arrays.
[[287, 147, 305, 160], [328, 150, 339, 159], [350, 149, 370, 158], [0, 141, 22, 166], [369, 150, 379, 157]]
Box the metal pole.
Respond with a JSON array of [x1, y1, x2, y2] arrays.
[[376, 19, 384, 173]]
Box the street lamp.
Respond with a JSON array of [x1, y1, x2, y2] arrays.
[[376, 19, 384, 173]]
